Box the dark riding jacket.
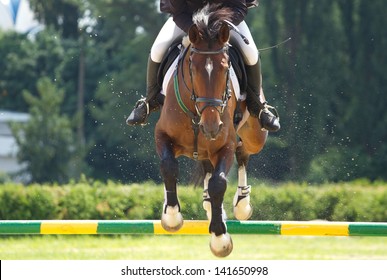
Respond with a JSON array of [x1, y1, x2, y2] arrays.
[[160, 0, 258, 33]]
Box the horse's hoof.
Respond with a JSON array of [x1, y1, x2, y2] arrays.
[[233, 186, 253, 220], [209, 233, 233, 258], [161, 205, 184, 232], [233, 197, 253, 220]]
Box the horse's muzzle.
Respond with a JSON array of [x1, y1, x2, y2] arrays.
[[199, 121, 224, 140]]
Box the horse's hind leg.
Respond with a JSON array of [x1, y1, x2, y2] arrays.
[[157, 136, 183, 232], [234, 114, 266, 220], [201, 160, 213, 221], [233, 141, 253, 220]]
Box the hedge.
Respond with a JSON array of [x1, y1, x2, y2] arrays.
[[0, 181, 386, 222]]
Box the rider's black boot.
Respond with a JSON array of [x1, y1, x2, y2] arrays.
[[245, 59, 280, 132], [126, 56, 161, 126]]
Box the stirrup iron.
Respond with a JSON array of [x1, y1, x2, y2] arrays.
[[258, 103, 279, 131], [136, 96, 150, 115]]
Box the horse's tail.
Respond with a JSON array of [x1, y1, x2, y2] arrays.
[[191, 161, 205, 188], [190, 160, 214, 188]]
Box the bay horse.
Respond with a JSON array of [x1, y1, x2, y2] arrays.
[[155, 4, 267, 257]]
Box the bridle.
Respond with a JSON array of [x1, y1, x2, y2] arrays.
[[174, 44, 232, 118], [189, 45, 232, 116]]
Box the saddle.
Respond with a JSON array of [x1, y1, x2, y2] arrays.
[[157, 43, 248, 94]]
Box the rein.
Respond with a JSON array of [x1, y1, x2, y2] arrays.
[[173, 43, 231, 159]]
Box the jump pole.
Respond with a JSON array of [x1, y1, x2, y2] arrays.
[[1, 220, 387, 236]]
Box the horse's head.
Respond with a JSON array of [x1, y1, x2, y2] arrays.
[[187, 5, 232, 140]]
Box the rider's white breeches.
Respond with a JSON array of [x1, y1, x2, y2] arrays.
[[150, 18, 186, 63], [229, 21, 259, 65], [150, 17, 259, 66]]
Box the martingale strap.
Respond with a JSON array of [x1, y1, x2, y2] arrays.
[[173, 72, 190, 115], [173, 69, 200, 160]]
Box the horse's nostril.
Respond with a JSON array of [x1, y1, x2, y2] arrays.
[[219, 122, 224, 132], [199, 123, 205, 133]]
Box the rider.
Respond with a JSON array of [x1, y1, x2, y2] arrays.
[[126, 0, 280, 132]]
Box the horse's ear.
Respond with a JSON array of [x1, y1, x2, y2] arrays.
[[188, 24, 200, 44], [218, 22, 230, 44]]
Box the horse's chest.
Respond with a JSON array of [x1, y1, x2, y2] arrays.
[[172, 129, 233, 160]]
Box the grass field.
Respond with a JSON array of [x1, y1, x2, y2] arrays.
[[1, 235, 386, 260]]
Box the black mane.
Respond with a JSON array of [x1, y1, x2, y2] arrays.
[[192, 4, 233, 41]]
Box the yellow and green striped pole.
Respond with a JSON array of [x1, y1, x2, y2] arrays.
[[0, 220, 387, 236]]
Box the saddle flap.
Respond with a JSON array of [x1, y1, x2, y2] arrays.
[[158, 42, 182, 87], [228, 46, 247, 94]]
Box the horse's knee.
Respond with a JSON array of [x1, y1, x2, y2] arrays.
[[160, 157, 179, 184], [208, 173, 227, 202]]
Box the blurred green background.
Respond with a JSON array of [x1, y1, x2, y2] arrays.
[[0, 0, 386, 185]]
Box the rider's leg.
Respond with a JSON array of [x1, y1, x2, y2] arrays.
[[230, 21, 280, 132], [126, 18, 186, 126], [245, 59, 280, 132], [126, 56, 161, 125]]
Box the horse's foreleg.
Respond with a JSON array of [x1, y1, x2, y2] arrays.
[[233, 142, 253, 220], [200, 160, 227, 221], [208, 149, 234, 257], [208, 170, 227, 234], [203, 173, 228, 222], [157, 136, 183, 232]]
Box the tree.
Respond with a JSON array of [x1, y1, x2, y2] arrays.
[[0, 28, 65, 111], [0, 31, 37, 111], [86, 0, 165, 182], [28, 0, 84, 39], [11, 77, 75, 183], [255, 0, 387, 182], [335, 0, 387, 180]]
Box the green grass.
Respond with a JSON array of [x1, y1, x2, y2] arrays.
[[1, 235, 386, 260]]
